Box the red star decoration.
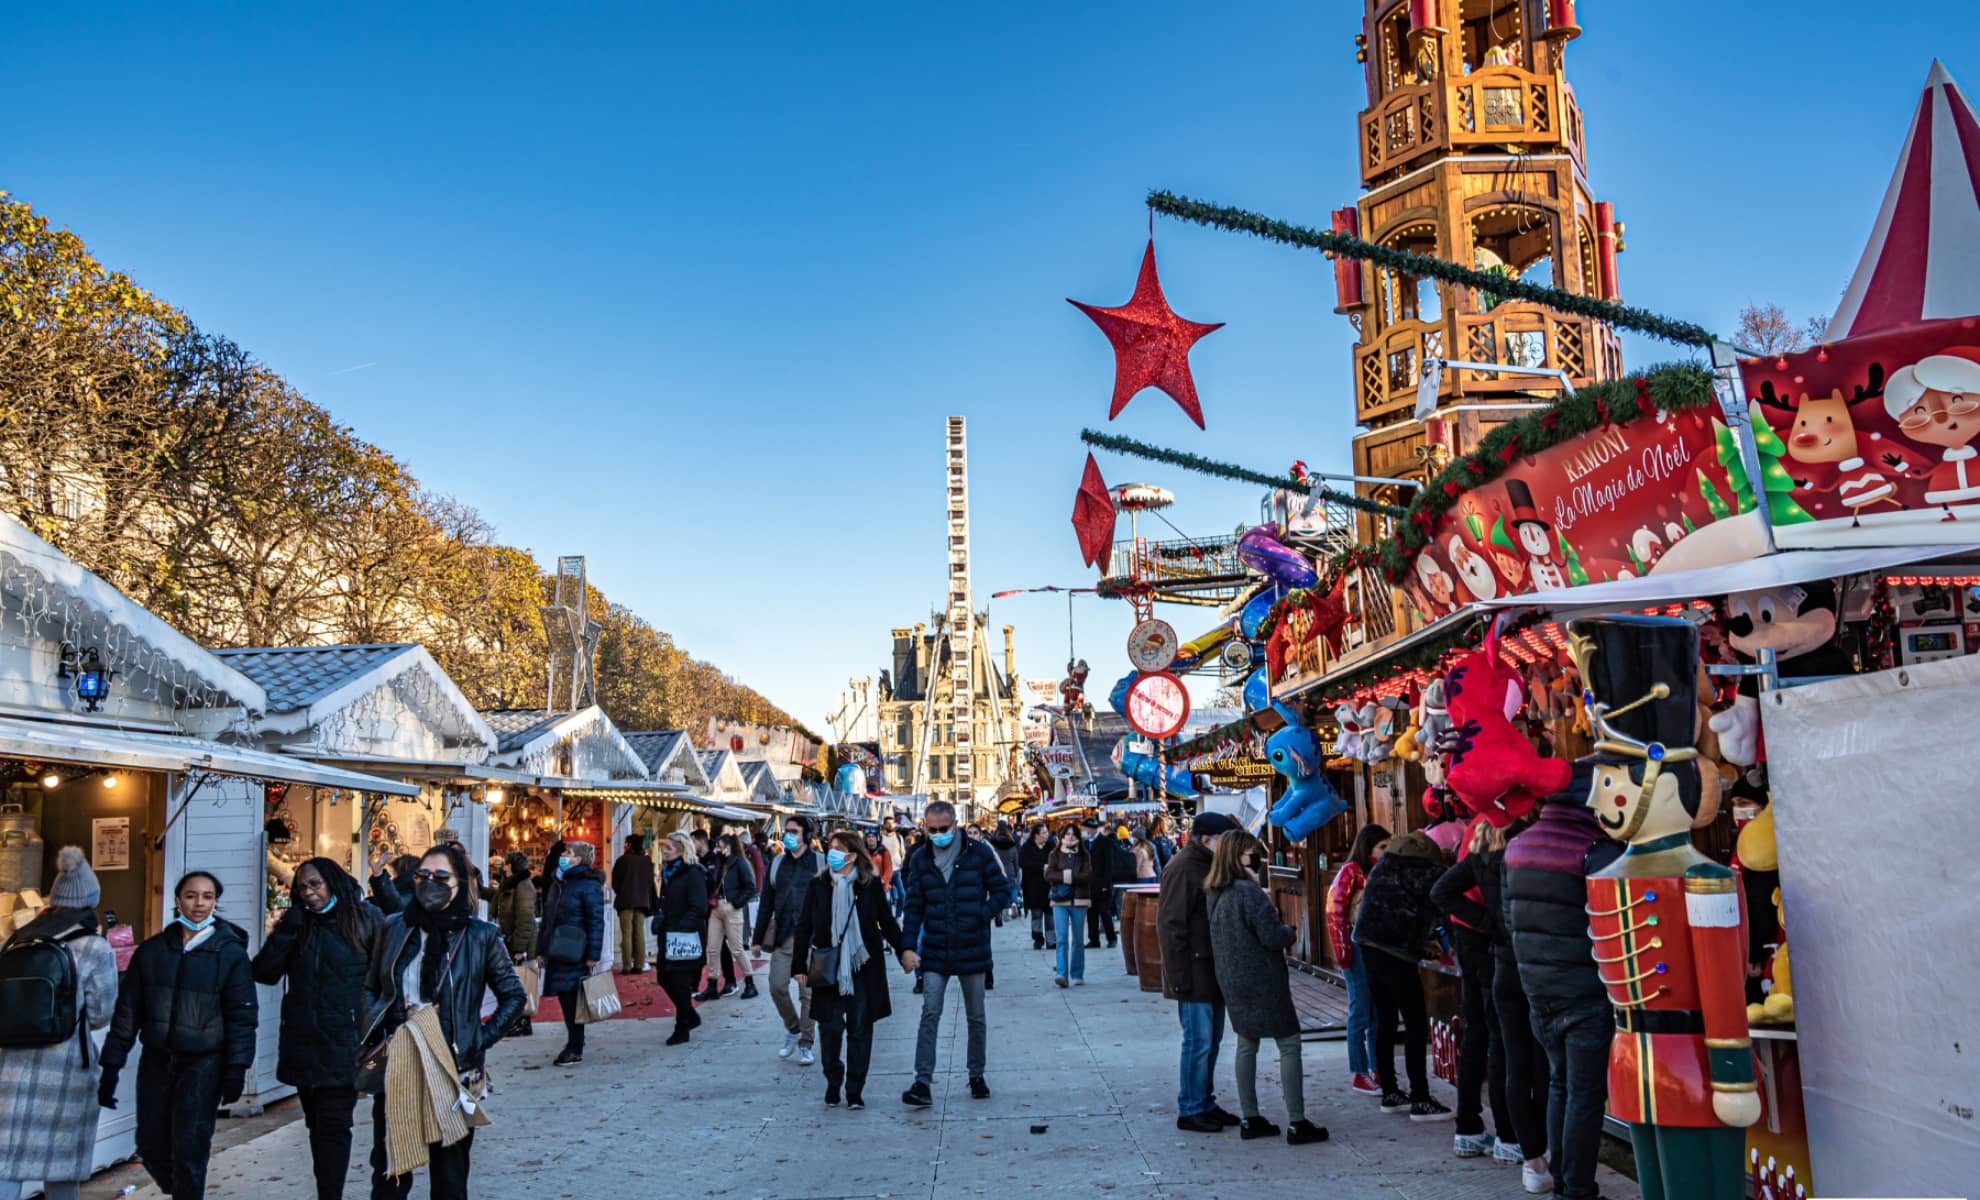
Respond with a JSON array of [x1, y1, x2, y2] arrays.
[[1069, 239, 1222, 429]]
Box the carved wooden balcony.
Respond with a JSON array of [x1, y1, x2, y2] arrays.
[[1360, 66, 1578, 187]]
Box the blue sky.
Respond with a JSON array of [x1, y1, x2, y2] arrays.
[[12, 3, 1976, 732]]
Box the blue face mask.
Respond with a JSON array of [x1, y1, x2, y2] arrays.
[[176, 912, 215, 933], [929, 830, 957, 848], [783, 833, 802, 852], [556, 855, 573, 878], [827, 849, 851, 871]]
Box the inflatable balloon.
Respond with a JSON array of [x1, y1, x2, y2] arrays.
[[1117, 739, 1199, 797], [1108, 670, 1138, 714], [834, 762, 867, 797], [1238, 588, 1279, 641], [1242, 665, 1269, 712], [1236, 524, 1318, 590], [1263, 700, 1345, 840]]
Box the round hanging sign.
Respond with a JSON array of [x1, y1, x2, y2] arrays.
[[1123, 670, 1191, 741], [1126, 617, 1179, 672]]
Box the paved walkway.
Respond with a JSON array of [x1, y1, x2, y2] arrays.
[[89, 917, 1639, 1199]]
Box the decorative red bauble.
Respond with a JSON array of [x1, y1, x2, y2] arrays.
[[1069, 240, 1223, 429]]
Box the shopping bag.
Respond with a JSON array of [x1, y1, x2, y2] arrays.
[[517, 961, 542, 1016], [664, 930, 702, 962], [575, 969, 622, 1025]]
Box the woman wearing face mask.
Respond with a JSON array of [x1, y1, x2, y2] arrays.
[[1205, 832, 1329, 1146], [250, 859, 381, 1200], [701, 833, 759, 1002], [538, 841, 605, 1067], [1017, 823, 1055, 950], [1327, 823, 1391, 1097], [97, 870, 259, 1200], [0, 848, 117, 1200], [652, 831, 709, 1045], [1044, 824, 1091, 987], [532, 839, 569, 952], [791, 832, 904, 1109], [363, 844, 523, 1199]]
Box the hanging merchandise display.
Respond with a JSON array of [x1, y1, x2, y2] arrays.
[[1261, 701, 1343, 839], [1440, 626, 1571, 827], [1122, 670, 1190, 740], [1126, 617, 1179, 672], [1068, 239, 1223, 429]]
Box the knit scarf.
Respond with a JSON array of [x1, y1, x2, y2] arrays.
[[382, 1004, 489, 1178], [829, 872, 867, 995], [932, 833, 964, 881], [403, 898, 472, 1006]]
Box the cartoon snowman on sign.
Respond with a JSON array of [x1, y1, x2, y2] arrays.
[[1502, 479, 1568, 589]]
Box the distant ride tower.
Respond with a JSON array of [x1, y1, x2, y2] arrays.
[[1339, 0, 1622, 502], [944, 417, 976, 801]]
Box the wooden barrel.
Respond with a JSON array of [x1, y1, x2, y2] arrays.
[[1134, 890, 1164, 992], [1119, 889, 1140, 974]]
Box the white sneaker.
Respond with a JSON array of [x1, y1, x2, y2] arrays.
[[798, 1044, 816, 1066], [779, 1033, 798, 1059], [1522, 1160, 1552, 1195]]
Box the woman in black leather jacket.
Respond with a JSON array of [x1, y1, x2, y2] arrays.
[[97, 870, 258, 1200], [363, 844, 525, 1200]]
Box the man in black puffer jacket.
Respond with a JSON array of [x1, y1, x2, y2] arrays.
[[1503, 765, 1620, 1200], [898, 801, 1014, 1108], [1351, 830, 1451, 1119]]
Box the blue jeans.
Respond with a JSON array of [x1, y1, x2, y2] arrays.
[[1530, 993, 1613, 1200], [1342, 957, 1376, 1075], [1176, 1000, 1227, 1117], [1053, 907, 1086, 980]]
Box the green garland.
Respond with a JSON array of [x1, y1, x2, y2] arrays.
[[1146, 190, 1719, 350], [1081, 429, 1408, 519]]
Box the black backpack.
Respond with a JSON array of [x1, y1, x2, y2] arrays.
[[0, 931, 82, 1050]]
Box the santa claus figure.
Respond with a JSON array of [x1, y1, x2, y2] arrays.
[[1886, 348, 1980, 519]]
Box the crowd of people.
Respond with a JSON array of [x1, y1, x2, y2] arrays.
[[0, 782, 1622, 1199]]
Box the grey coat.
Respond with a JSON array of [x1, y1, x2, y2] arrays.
[[1206, 880, 1299, 1040], [0, 921, 118, 1180]]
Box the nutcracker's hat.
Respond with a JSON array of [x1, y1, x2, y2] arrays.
[[1566, 615, 1699, 778]]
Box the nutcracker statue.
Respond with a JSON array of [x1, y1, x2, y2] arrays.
[[1566, 615, 1758, 1200]]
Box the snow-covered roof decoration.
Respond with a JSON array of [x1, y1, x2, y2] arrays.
[[216, 643, 496, 754], [740, 759, 787, 805], [483, 705, 647, 781], [1826, 60, 1980, 341], [0, 512, 264, 713]]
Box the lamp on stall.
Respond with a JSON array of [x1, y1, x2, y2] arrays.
[[40, 771, 62, 789], [57, 644, 115, 713], [486, 787, 506, 805], [101, 774, 118, 790]]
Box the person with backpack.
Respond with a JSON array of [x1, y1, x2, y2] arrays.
[[98, 869, 259, 1200], [251, 858, 382, 1200], [0, 847, 118, 1200]]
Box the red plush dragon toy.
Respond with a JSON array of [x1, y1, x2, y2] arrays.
[[1440, 622, 1571, 827]]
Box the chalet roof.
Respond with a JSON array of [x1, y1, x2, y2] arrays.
[[740, 760, 786, 802], [215, 644, 416, 715], [483, 709, 569, 754], [624, 730, 690, 774], [1827, 60, 1980, 340]]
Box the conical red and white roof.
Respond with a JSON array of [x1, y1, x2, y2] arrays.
[[1826, 60, 1980, 341]]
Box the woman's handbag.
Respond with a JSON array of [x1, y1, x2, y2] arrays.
[[544, 923, 586, 966], [1048, 883, 1074, 903], [574, 969, 622, 1025], [663, 929, 702, 963], [356, 930, 463, 1094], [804, 890, 857, 990]]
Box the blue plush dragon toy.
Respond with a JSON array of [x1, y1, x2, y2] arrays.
[[1263, 700, 1345, 840]]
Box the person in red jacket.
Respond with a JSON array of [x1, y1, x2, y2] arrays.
[[1326, 824, 1389, 1096]]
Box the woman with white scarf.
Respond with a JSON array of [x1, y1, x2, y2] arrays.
[[791, 831, 905, 1110]]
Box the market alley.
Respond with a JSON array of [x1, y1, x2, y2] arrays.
[[85, 918, 1637, 1200]]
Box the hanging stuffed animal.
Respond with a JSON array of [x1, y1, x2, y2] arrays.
[[1708, 582, 1849, 766], [1442, 625, 1572, 827], [1363, 696, 1408, 763], [1331, 703, 1366, 760], [1264, 700, 1346, 840], [1392, 700, 1424, 762]]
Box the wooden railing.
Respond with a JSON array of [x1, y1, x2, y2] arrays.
[[1359, 65, 1571, 185]]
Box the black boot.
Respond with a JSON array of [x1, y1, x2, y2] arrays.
[[741, 976, 760, 999], [693, 984, 722, 1003], [1032, 933, 1045, 950]]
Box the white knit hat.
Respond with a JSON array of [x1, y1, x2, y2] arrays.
[[47, 846, 101, 909]]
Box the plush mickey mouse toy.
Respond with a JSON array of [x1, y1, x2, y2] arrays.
[[1707, 580, 1852, 766]]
